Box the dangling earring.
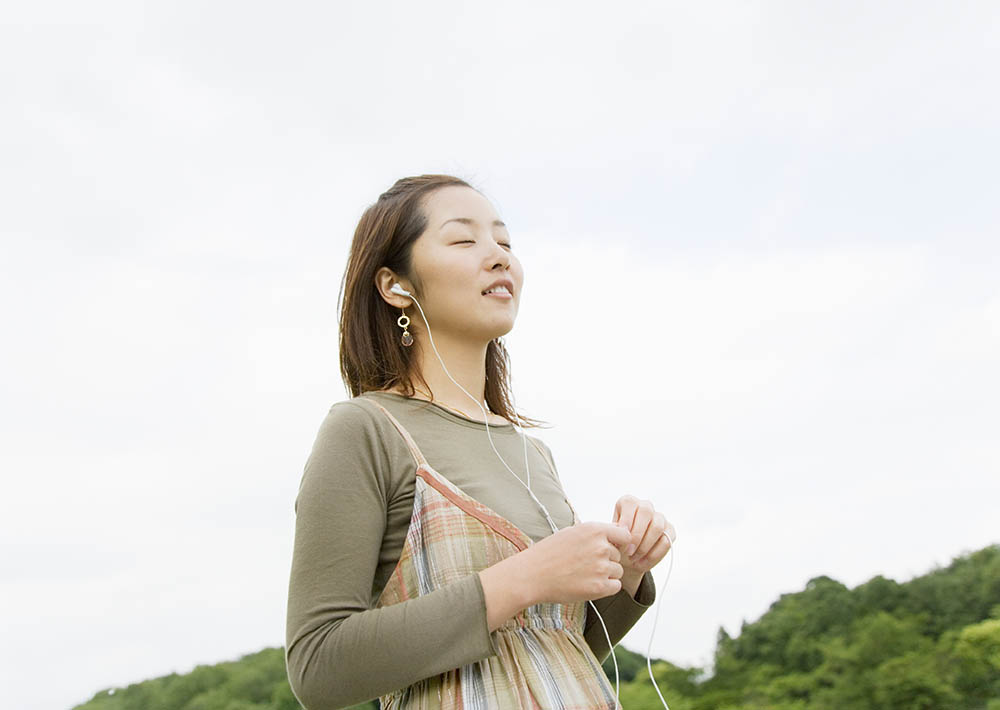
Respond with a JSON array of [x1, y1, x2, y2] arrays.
[[397, 310, 413, 347]]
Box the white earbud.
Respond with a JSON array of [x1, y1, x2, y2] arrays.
[[390, 283, 411, 297]]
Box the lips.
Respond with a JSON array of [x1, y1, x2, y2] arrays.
[[482, 278, 514, 296]]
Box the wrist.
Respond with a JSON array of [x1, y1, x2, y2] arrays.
[[507, 549, 540, 607], [621, 570, 643, 598], [478, 553, 537, 632]]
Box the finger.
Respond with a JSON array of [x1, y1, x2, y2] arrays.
[[613, 519, 632, 551], [616, 495, 639, 554], [601, 522, 633, 548], [654, 522, 676, 547], [614, 496, 639, 536], [636, 531, 673, 566], [607, 545, 621, 563], [632, 509, 665, 560], [627, 502, 654, 556], [606, 560, 624, 579], [612, 495, 634, 524]]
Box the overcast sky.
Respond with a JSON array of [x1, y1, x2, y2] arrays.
[[2, 2, 998, 709]]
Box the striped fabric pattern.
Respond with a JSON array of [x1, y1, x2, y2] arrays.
[[370, 402, 620, 710]]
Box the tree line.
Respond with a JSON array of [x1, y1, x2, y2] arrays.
[[74, 543, 999, 710]]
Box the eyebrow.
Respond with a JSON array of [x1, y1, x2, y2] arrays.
[[439, 217, 507, 229]]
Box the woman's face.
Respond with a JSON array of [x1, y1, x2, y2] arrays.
[[406, 185, 523, 344]]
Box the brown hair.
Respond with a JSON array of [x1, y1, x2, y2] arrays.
[[337, 174, 547, 428]]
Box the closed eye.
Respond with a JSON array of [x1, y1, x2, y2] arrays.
[[454, 239, 513, 249]]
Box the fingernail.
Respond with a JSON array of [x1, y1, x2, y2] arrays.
[[626, 544, 636, 556]]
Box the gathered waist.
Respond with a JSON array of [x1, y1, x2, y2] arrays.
[[379, 616, 617, 710], [496, 600, 585, 634]]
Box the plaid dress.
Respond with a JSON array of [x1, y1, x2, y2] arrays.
[[370, 401, 620, 709]]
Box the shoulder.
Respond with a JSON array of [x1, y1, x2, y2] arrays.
[[308, 397, 410, 470], [525, 433, 558, 470], [320, 393, 420, 434], [302, 397, 415, 499], [523, 429, 551, 452], [309, 399, 384, 448], [523, 433, 566, 486]]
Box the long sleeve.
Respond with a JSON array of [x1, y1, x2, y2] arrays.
[[583, 571, 656, 663], [284, 402, 498, 710], [533, 439, 658, 663]]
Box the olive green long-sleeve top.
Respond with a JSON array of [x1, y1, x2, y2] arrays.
[[284, 391, 656, 709]]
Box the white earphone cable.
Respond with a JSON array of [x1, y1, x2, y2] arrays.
[[395, 285, 674, 708]]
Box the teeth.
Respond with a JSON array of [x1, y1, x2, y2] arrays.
[[483, 285, 511, 295]]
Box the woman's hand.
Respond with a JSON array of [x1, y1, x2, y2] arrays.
[[519, 521, 634, 605], [612, 495, 676, 587]]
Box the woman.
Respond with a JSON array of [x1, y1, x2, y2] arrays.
[[285, 174, 675, 709]]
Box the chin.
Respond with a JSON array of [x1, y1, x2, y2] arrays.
[[495, 318, 517, 336], [479, 325, 513, 343]]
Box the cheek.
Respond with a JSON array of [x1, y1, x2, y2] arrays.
[[512, 260, 526, 289], [425, 263, 475, 309], [416, 257, 461, 297]]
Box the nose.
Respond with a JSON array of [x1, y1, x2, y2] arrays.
[[490, 241, 511, 270]]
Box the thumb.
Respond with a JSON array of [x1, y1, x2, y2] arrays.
[[604, 522, 632, 548]]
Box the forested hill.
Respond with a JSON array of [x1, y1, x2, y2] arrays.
[[608, 542, 1000, 709], [74, 544, 999, 710]]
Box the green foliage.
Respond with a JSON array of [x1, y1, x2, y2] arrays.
[[70, 545, 999, 710], [602, 643, 652, 682], [948, 617, 1000, 701], [71, 647, 379, 710], [615, 543, 1000, 709], [600, 643, 703, 688], [901, 545, 1000, 637], [872, 650, 961, 709]]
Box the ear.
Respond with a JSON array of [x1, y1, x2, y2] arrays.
[[375, 267, 412, 308]]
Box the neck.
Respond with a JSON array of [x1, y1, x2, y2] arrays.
[[413, 331, 490, 414]]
